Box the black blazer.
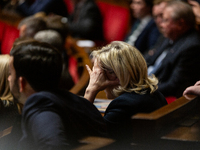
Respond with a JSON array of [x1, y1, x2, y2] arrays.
[[146, 29, 200, 97], [104, 90, 167, 140], [17, 90, 106, 150], [125, 19, 160, 54], [17, 0, 68, 17], [68, 0, 104, 41]]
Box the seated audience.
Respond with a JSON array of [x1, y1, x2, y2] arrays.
[[8, 40, 106, 149], [34, 30, 75, 90], [146, 1, 200, 98], [124, 0, 160, 54], [84, 41, 167, 141], [15, 0, 68, 17], [18, 15, 47, 38], [68, 0, 104, 41]]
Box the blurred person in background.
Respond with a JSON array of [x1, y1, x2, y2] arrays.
[[18, 15, 47, 38], [9, 0, 68, 17], [146, 1, 200, 98], [125, 0, 160, 54], [68, 0, 104, 41]]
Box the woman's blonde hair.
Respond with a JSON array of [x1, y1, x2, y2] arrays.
[[91, 41, 158, 97], [0, 55, 13, 103]]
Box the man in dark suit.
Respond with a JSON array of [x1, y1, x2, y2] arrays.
[[146, 1, 200, 98], [16, 0, 68, 17], [144, 0, 169, 58], [125, 0, 160, 54], [68, 0, 104, 41], [8, 40, 106, 150]]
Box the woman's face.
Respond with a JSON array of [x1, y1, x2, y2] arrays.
[[104, 69, 117, 81], [130, 0, 151, 19], [103, 69, 118, 99]]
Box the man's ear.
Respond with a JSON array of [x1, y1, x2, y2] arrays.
[[18, 77, 27, 93]]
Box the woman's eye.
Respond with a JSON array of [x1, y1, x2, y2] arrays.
[[108, 71, 114, 74]]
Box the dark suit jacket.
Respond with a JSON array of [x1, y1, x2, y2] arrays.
[[125, 18, 160, 54], [17, 0, 68, 17], [17, 90, 106, 150], [146, 29, 200, 97], [68, 0, 104, 41], [104, 90, 167, 141]]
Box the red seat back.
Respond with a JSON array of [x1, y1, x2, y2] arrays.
[[68, 56, 79, 84], [165, 96, 176, 104], [0, 21, 19, 54], [63, 0, 74, 14], [97, 2, 130, 44]]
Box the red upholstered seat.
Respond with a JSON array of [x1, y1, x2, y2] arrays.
[[68, 56, 79, 84], [0, 21, 19, 54], [97, 2, 130, 44], [165, 96, 176, 104], [63, 0, 74, 14]]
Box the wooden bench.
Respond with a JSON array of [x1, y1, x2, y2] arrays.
[[131, 95, 200, 149]]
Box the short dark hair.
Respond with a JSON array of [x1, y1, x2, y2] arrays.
[[166, 1, 195, 28], [18, 16, 47, 38], [10, 41, 63, 92]]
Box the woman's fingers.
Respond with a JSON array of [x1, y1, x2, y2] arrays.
[[85, 65, 92, 74]]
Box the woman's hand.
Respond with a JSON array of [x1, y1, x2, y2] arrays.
[[84, 59, 119, 103]]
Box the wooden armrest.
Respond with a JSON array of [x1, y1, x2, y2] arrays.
[[132, 96, 192, 120], [131, 96, 200, 143], [73, 136, 115, 150], [0, 126, 13, 139]]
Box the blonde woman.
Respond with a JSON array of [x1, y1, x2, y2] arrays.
[[0, 55, 22, 134], [0, 54, 23, 112], [0, 55, 13, 108], [84, 41, 167, 141]]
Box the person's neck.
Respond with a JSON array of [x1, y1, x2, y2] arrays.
[[21, 84, 36, 105], [139, 14, 152, 21]]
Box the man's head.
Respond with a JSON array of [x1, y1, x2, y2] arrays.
[[18, 16, 47, 38], [130, 0, 153, 19], [34, 30, 64, 52], [160, 1, 195, 40], [8, 41, 63, 104], [45, 15, 69, 40], [152, 0, 169, 32]]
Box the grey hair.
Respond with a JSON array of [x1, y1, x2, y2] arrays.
[[166, 1, 195, 28], [34, 30, 63, 51]]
